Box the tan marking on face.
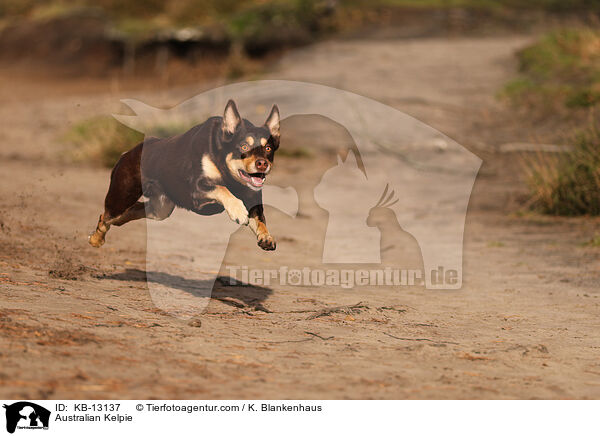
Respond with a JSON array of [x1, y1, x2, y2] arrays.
[[246, 136, 254, 146], [226, 152, 247, 181], [260, 138, 267, 146], [243, 156, 258, 172], [202, 155, 222, 181]]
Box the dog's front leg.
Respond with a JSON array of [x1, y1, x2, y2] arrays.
[[207, 186, 249, 225], [249, 205, 276, 251]]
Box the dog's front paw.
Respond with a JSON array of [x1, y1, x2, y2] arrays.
[[226, 199, 249, 225], [258, 234, 276, 251]]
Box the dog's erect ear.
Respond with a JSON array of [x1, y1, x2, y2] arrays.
[[264, 104, 280, 139], [223, 99, 242, 135]]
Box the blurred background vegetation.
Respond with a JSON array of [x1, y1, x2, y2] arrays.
[[2, 0, 599, 59], [503, 27, 600, 111], [501, 25, 600, 216]]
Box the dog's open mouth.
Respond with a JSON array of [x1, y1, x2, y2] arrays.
[[239, 170, 265, 188]]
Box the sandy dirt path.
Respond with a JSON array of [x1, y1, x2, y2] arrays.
[[1, 36, 599, 399]]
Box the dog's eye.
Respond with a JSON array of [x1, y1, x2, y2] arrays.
[[265, 146, 272, 152], [240, 144, 249, 152]]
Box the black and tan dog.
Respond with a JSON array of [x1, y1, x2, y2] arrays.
[[89, 100, 280, 250]]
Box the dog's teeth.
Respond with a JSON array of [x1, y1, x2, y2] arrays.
[[250, 176, 264, 187]]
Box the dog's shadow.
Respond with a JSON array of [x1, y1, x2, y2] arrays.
[[100, 268, 273, 311]]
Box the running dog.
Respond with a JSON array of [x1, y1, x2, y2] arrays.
[[89, 100, 280, 251]]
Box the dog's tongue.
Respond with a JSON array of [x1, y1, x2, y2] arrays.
[[250, 176, 264, 187]]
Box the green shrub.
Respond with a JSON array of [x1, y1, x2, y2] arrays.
[[503, 27, 600, 110], [64, 116, 142, 168], [64, 116, 191, 168]]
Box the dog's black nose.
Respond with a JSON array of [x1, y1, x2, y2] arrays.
[[255, 159, 268, 171]]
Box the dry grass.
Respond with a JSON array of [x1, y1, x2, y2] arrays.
[[521, 123, 600, 215], [506, 28, 600, 216]]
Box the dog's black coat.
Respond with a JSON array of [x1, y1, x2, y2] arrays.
[[90, 100, 280, 250], [141, 118, 274, 214]]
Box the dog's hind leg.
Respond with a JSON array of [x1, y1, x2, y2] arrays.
[[89, 144, 144, 247], [107, 201, 147, 226], [89, 189, 144, 247], [89, 213, 111, 247], [89, 195, 175, 247], [88, 206, 140, 248], [110, 194, 174, 226], [89, 203, 145, 247]]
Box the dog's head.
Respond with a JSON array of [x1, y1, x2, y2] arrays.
[[219, 100, 280, 191]]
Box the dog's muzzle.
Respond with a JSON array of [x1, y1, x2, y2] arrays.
[[239, 169, 266, 189]]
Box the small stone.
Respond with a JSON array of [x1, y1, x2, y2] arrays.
[[188, 319, 202, 328]]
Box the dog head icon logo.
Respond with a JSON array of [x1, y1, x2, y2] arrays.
[[3, 402, 50, 433]]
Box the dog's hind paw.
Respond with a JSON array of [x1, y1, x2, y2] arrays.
[[226, 199, 249, 225], [88, 231, 105, 248], [258, 234, 276, 251]]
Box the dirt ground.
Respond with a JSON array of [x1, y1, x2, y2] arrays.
[[1, 35, 599, 399]]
